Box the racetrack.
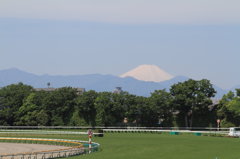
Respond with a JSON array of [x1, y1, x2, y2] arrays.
[[0, 143, 68, 155]]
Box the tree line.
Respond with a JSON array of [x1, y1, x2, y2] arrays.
[[0, 79, 239, 127]]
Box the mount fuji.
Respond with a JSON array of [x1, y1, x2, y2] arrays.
[[120, 64, 173, 82]]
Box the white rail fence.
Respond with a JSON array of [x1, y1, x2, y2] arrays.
[[0, 126, 239, 136]]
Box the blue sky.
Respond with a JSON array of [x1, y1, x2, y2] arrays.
[[0, 0, 240, 89]]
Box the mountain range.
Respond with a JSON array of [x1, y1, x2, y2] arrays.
[[0, 65, 233, 99]]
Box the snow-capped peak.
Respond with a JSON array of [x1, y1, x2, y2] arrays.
[[120, 64, 174, 82]]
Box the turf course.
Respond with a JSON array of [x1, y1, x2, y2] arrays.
[[73, 133, 240, 159]]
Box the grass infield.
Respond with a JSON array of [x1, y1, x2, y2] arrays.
[[72, 133, 240, 159]]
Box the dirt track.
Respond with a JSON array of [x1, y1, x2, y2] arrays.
[[0, 143, 68, 155]]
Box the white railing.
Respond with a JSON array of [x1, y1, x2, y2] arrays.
[[0, 126, 237, 136]]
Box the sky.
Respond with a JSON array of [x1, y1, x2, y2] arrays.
[[0, 0, 240, 89]]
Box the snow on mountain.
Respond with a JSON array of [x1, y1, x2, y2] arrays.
[[120, 64, 174, 82]]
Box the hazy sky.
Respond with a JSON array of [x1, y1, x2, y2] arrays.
[[1, 0, 240, 89]]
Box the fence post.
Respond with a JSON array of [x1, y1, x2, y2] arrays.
[[88, 129, 93, 154], [42, 153, 45, 159]]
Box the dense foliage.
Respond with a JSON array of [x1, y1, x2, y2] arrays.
[[217, 90, 240, 127], [0, 79, 239, 127]]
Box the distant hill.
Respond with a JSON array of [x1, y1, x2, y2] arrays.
[[160, 76, 189, 88], [0, 68, 227, 98]]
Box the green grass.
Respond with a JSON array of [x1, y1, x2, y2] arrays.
[[1, 132, 240, 159], [72, 133, 240, 159]]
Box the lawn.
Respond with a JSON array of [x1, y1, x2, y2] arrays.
[[73, 133, 240, 159]]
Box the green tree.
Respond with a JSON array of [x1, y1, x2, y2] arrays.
[[236, 89, 240, 97], [217, 90, 240, 127], [149, 90, 173, 126], [124, 95, 157, 127], [121, 93, 139, 125], [95, 92, 114, 126], [0, 83, 33, 125], [44, 87, 78, 126], [170, 79, 216, 127], [15, 92, 49, 126], [76, 90, 98, 126], [95, 92, 128, 126]]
